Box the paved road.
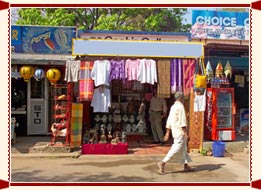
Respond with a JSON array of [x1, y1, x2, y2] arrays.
[[11, 152, 249, 182]]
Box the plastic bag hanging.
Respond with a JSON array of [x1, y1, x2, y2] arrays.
[[206, 60, 214, 81], [224, 60, 232, 79], [215, 60, 223, 78]]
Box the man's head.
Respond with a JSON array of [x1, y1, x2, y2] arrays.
[[175, 91, 184, 102]]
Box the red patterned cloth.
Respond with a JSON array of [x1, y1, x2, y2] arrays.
[[79, 61, 94, 101], [182, 59, 196, 97]]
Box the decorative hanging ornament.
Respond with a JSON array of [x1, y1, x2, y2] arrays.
[[206, 60, 214, 80], [215, 61, 223, 78], [224, 60, 232, 79], [46, 68, 61, 85], [34, 68, 45, 81], [19, 65, 34, 82]]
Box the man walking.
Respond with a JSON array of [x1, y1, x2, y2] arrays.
[[157, 91, 193, 174]]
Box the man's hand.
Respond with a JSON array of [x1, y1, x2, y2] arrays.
[[163, 128, 171, 142]]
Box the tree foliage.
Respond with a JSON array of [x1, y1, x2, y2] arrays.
[[16, 8, 190, 32]]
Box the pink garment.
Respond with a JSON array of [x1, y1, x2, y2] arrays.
[[125, 59, 141, 81], [182, 59, 196, 97]]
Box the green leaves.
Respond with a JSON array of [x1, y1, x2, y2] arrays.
[[16, 8, 190, 32]]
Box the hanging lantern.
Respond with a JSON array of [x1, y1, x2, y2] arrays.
[[19, 65, 34, 82], [34, 68, 45, 81], [215, 61, 223, 78], [224, 60, 232, 79], [46, 68, 61, 85]]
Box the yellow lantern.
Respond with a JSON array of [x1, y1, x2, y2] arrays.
[[46, 68, 61, 85], [19, 66, 34, 82]]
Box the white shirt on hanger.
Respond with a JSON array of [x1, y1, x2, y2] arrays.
[[91, 86, 111, 113], [138, 59, 157, 84], [64, 60, 81, 82], [194, 90, 206, 112], [91, 60, 111, 87]]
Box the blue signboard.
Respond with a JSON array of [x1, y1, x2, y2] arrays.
[[192, 10, 249, 40], [22, 26, 76, 54], [11, 26, 21, 45]]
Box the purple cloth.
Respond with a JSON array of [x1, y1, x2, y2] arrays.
[[171, 58, 183, 92], [109, 59, 125, 81]]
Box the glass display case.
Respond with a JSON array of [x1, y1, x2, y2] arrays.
[[205, 88, 236, 141]]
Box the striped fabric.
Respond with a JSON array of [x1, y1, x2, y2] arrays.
[[70, 103, 83, 148], [79, 61, 94, 101], [170, 58, 183, 93], [182, 59, 196, 97], [157, 59, 171, 98]]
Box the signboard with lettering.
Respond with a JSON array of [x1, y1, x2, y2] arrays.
[[11, 26, 21, 45], [79, 30, 189, 42], [28, 99, 46, 135], [22, 26, 76, 54], [192, 10, 249, 40]]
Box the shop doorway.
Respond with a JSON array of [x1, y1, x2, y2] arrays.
[[11, 78, 27, 136], [27, 78, 49, 135]]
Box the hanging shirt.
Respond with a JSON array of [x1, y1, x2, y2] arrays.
[[91, 86, 111, 113], [194, 91, 206, 112], [125, 59, 141, 81], [138, 59, 157, 84], [64, 60, 81, 82], [109, 59, 125, 81], [91, 60, 111, 87]]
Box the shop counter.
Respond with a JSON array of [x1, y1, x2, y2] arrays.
[[82, 143, 128, 154]]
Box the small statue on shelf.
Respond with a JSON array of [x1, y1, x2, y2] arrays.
[[111, 130, 121, 145], [121, 131, 127, 143], [107, 124, 113, 143], [88, 124, 99, 144], [99, 124, 107, 144]]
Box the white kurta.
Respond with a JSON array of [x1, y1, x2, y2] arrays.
[[163, 101, 191, 164], [91, 86, 111, 113], [166, 101, 187, 139], [91, 60, 111, 87]]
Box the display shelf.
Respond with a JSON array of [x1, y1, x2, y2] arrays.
[[50, 82, 73, 146]]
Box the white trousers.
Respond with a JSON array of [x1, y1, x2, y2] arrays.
[[162, 135, 192, 164]]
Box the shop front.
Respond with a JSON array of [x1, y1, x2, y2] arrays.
[[11, 25, 76, 137], [69, 38, 204, 154], [191, 10, 249, 140]]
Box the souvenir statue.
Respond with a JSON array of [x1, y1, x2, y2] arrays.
[[205, 61, 214, 82], [101, 114, 107, 123], [129, 115, 135, 123], [108, 114, 113, 122], [107, 124, 113, 143], [126, 124, 131, 133], [121, 131, 127, 143], [98, 124, 107, 144], [122, 114, 128, 122], [88, 127, 99, 144], [111, 131, 121, 145], [224, 60, 232, 79], [131, 124, 137, 132], [94, 114, 101, 122], [215, 61, 223, 78]]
